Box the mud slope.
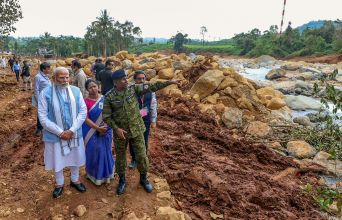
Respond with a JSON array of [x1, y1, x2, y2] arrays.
[[150, 96, 322, 220]]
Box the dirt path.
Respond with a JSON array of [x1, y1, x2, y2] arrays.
[[0, 70, 167, 220]]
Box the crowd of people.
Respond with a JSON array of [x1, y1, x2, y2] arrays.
[[1, 55, 33, 91], [30, 57, 180, 198]]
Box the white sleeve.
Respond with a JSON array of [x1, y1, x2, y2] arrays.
[[38, 90, 64, 136], [150, 92, 158, 123], [69, 92, 87, 133]]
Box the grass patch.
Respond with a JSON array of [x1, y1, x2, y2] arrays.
[[129, 43, 241, 55]]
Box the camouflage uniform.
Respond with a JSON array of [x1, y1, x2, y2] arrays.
[[102, 81, 172, 175]]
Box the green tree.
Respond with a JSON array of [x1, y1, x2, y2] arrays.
[[332, 29, 342, 53], [95, 9, 114, 57], [279, 22, 303, 54], [170, 32, 188, 53], [233, 28, 261, 55], [0, 0, 23, 36], [304, 35, 326, 54], [84, 10, 142, 56]]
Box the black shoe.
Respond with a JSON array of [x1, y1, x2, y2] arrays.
[[116, 175, 126, 195], [128, 160, 137, 169], [52, 187, 64, 198], [34, 129, 42, 137], [140, 173, 153, 193], [70, 182, 86, 193]]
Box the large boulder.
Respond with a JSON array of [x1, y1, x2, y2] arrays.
[[286, 140, 317, 159], [313, 151, 342, 176], [222, 107, 243, 129], [256, 87, 286, 110], [116, 50, 129, 60], [198, 103, 215, 114], [256, 55, 276, 64], [122, 59, 132, 69], [145, 69, 157, 80], [257, 87, 284, 100], [155, 61, 171, 71], [217, 76, 238, 90], [266, 97, 286, 110], [158, 68, 174, 80], [285, 95, 322, 110], [173, 60, 192, 71], [270, 107, 293, 122], [299, 66, 321, 74], [281, 63, 301, 71], [45, 59, 57, 66], [156, 206, 191, 220], [245, 121, 272, 138], [79, 59, 90, 67], [237, 96, 254, 111], [203, 93, 220, 104], [293, 116, 312, 127], [87, 56, 97, 63], [56, 60, 66, 67], [189, 70, 225, 99], [159, 84, 182, 97], [266, 68, 287, 80], [294, 72, 313, 81], [65, 58, 74, 65]]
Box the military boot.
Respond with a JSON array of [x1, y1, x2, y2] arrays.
[[116, 174, 126, 195], [140, 173, 153, 193]]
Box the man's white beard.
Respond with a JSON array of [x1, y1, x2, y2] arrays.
[[56, 83, 69, 88]]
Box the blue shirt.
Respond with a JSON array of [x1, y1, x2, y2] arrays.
[[34, 71, 51, 102]]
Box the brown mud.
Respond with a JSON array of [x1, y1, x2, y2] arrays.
[[150, 96, 323, 219]]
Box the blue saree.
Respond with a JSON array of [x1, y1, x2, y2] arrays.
[[82, 95, 114, 185]]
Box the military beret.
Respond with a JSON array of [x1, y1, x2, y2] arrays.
[[112, 69, 126, 80]]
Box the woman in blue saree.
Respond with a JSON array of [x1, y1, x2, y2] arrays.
[[83, 79, 114, 185]]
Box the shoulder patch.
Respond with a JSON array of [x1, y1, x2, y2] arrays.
[[143, 84, 149, 90], [104, 88, 115, 97]]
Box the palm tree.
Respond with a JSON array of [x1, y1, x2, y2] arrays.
[[95, 9, 114, 57]]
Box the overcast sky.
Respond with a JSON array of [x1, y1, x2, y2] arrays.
[[12, 0, 342, 40]]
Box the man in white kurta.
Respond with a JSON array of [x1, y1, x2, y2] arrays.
[[38, 67, 87, 198]]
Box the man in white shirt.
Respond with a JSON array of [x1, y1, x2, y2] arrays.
[[38, 67, 87, 198]]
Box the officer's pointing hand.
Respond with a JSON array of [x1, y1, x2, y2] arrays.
[[116, 128, 127, 140], [169, 80, 181, 86]]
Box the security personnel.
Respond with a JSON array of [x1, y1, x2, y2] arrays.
[[102, 69, 180, 195]]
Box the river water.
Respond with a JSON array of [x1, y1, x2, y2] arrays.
[[240, 67, 341, 122]]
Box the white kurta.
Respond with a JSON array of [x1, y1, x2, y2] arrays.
[[38, 85, 87, 172]]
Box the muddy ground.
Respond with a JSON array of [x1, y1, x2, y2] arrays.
[[0, 68, 327, 219], [151, 96, 323, 219]]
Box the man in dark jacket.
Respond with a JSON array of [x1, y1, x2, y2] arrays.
[[98, 59, 115, 95], [93, 58, 105, 80]]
